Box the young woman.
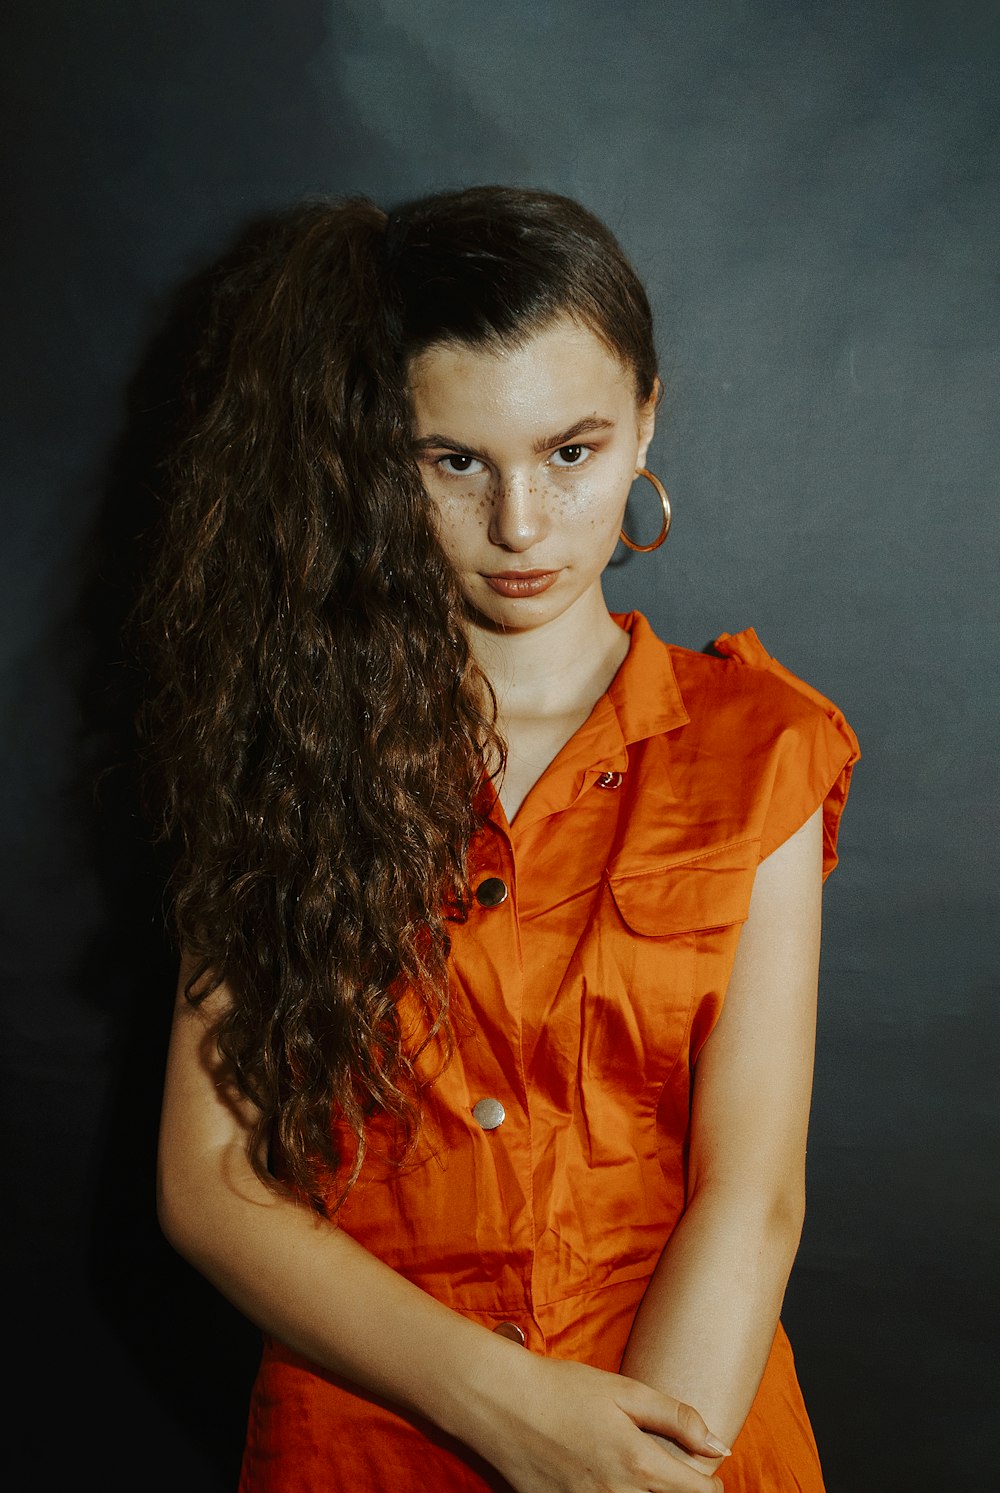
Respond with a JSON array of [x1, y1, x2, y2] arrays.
[[147, 186, 859, 1492]]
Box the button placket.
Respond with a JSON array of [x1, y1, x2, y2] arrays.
[[464, 832, 535, 1325]]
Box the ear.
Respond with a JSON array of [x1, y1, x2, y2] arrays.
[[635, 377, 661, 467]]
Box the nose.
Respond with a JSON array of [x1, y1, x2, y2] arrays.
[[488, 469, 548, 552]]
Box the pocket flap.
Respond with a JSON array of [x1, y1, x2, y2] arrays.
[[608, 837, 760, 936]]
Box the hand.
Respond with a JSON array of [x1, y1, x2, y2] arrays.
[[475, 1353, 728, 1493]]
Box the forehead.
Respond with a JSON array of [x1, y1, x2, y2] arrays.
[[407, 315, 636, 436]]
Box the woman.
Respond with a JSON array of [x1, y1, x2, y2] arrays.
[[148, 185, 859, 1492]]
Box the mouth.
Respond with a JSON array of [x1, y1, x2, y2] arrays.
[[482, 570, 560, 598]]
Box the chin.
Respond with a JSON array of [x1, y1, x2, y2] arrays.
[[473, 594, 571, 636]]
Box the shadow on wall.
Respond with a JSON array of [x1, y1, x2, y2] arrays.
[[78, 231, 281, 1482], [29, 3, 413, 1479]]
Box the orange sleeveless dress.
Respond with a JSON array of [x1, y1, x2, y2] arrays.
[[238, 611, 860, 1491]]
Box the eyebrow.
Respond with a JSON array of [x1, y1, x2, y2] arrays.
[[411, 415, 617, 457]]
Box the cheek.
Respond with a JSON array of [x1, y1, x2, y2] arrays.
[[566, 470, 632, 538], [429, 487, 490, 557]]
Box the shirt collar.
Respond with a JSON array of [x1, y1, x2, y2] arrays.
[[489, 610, 690, 835], [605, 610, 690, 745]]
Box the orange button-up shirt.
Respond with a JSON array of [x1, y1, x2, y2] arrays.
[[240, 612, 860, 1492]]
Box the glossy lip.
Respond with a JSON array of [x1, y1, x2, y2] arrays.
[[482, 569, 560, 598]]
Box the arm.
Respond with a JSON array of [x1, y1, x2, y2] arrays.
[[158, 955, 727, 1492], [620, 805, 825, 1472]]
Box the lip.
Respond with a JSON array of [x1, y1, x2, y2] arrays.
[[483, 570, 560, 598]]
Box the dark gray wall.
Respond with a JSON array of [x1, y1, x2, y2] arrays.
[[3, 3, 997, 1488]]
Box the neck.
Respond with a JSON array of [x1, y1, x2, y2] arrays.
[[468, 584, 629, 726]]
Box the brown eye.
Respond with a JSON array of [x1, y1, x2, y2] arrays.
[[438, 453, 484, 475], [551, 444, 589, 467]]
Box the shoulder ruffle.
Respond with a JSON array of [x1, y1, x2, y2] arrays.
[[712, 627, 861, 881]]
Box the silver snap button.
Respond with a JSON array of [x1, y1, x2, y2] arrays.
[[595, 771, 623, 789], [493, 1321, 526, 1345], [476, 876, 508, 907], [472, 1097, 506, 1130]]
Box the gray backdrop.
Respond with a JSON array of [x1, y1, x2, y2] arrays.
[[3, 2, 997, 1489]]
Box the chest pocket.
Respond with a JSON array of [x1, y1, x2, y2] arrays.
[[581, 838, 760, 1094], [607, 836, 761, 936]]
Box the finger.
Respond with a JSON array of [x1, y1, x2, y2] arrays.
[[624, 1380, 731, 1459], [647, 1433, 725, 1493], [643, 1437, 727, 1493], [648, 1433, 724, 1472]]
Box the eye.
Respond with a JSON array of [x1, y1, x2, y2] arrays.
[[549, 444, 591, 468], [436, 453, 485, 476]]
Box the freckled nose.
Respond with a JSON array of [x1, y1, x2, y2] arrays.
[[489, 473, 546, 551]]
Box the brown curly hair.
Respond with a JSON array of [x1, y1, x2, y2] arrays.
[[138, 186, 658, 1208]]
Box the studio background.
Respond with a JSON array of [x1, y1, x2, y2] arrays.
[[3, 3, 997, 1489]]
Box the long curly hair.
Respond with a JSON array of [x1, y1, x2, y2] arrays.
[[138, 186, 658, 1208]]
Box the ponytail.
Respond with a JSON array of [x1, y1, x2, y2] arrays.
[[139, 198, 503, 1209]]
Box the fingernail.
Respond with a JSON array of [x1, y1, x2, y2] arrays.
[[705, 1433, 732, 1456]]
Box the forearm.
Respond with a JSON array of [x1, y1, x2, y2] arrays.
[[620, 1185, 804, 1466], [624, 809, 825, 1467], [157, 974, 529, 1458], [157, 1143, 519, 1454]]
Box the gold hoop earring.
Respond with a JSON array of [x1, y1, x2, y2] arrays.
[[619, 468, 672, 552]]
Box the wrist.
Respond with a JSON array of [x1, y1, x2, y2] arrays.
[[425, 1324, 535, 1462]]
